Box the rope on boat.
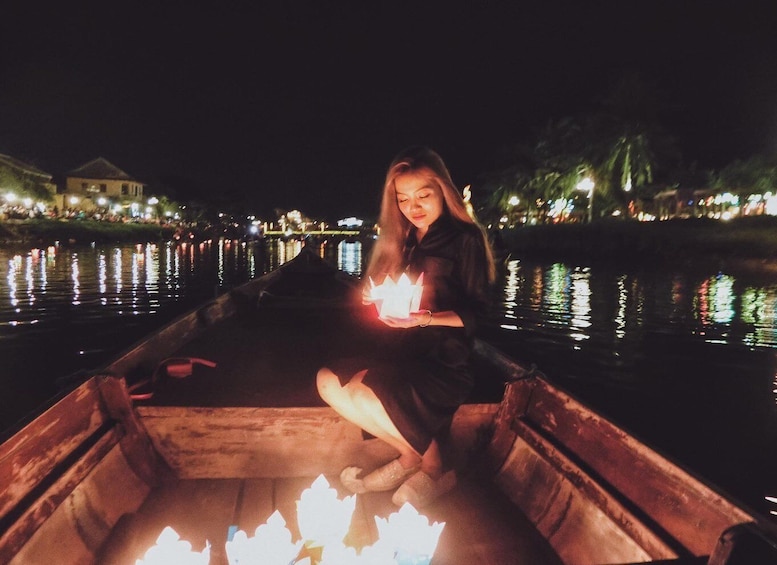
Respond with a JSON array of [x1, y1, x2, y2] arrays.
[[128, 357, 217, 400]]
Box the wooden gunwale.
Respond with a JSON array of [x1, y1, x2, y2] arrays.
[[479, 339, 760, 562], [523, 378, 754, 555]]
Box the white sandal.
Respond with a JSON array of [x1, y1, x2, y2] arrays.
[[391, 469, 457, 508], [363, 458, 421, 492], [340, 459, 421, 494]]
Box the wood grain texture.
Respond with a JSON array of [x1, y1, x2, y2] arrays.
[[523, 379, 754, 556], [136, 405, 496, 479], [496, 423, 672, 564], [9, 444, 151, 565], [0, 379, 108, 519]]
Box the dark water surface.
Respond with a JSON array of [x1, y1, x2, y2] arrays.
[[1, 238, 776, 518]]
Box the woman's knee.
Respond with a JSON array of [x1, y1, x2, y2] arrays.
[[316, 367, 341, 403], [348, 381, 381, 412]]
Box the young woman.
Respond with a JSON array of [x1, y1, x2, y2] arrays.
[[316, 146, 495, 508]]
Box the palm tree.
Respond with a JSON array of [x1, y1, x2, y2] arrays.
[[532, 118, 594, 221], [475, 142, 535, 226], [587, 73, 679, 218], [597, 129, 654, 215], [481, 73, 679, 223], [477, 166, 531, 226]]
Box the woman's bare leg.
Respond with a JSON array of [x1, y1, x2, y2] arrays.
[[317, 367, 421, 468]]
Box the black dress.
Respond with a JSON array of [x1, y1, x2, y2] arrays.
[[329, 214, 490, 455]]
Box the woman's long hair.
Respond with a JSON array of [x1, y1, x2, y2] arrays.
[[366, 146, 496, 283]]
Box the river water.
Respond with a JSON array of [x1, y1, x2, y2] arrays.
[[1, 237, 776, 519]]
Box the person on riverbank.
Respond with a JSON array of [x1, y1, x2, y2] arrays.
[[316, 146, 496, 507]]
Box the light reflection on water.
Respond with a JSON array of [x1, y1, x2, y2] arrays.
[[0, 239, 368, 332], [496, 259, 777, 349], [338, 240, 363, 276]]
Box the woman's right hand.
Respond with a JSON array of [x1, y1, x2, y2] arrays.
[[362, 285, 376, 305]]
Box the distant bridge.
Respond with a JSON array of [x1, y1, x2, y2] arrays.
[[263, 229, 370, 237]]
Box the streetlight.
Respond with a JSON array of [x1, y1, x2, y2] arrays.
[[576, 177, 595, 223], [507, 195, 520, 226]]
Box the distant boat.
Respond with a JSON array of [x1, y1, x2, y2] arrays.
[[1, 246, 775, 564]]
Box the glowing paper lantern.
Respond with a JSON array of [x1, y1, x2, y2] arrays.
[[296, 474, 356, 548], [225, 510, 302, 565], [136, 526, 210, 565], [369, 273, 424, 319], [374, 503, 445, 565]]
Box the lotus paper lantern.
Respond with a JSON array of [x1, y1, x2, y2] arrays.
[[296, 474, 356, 548], [374, 503, 445, 565], [369, 273, 424, 319], [225, 510, 303, 565], [140, 478, 447, 565], [135, 526, 210, 565]]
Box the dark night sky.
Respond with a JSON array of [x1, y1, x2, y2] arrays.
[[2, 1, 777, 220]]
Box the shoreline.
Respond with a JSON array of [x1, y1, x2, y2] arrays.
[[498, 216, 777, 278], [2, 216, 777, 277], [0, 219, 177, 247]]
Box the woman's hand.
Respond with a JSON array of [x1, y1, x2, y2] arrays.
[[379, 310, 433, 328], [362, 285, 377, 305], [380, 310, 464, 329]]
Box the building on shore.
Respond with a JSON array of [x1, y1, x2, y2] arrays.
[[61, 157, 146, 216]]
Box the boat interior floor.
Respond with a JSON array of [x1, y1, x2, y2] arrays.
[[139, 304, 505, 409], [96, 473, 564, 565]]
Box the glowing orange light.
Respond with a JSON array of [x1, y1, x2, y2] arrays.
[[369, 273, 424, 319]]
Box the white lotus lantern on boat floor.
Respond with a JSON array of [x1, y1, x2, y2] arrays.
[[135, 526, 210, 565], [374, 503, 445, 565], [296, 474, 356, 549], [144, 476, 445, 565], [225, 510, 302, 565], [369, 273, 424, 319]]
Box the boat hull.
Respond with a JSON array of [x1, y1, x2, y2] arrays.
[[1, 247, 773, 564]]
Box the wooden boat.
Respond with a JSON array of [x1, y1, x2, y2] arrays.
[[1, 245, 776, 564]]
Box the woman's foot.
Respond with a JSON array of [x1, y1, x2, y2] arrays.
[[362, 457, 421, 492], [340, 466, 368, 494], [391, 469, 457, 508]]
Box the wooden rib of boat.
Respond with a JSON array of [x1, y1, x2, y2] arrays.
[[1, 245, 776, 565]]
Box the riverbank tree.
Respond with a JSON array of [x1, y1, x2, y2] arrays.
[[498, 214, 777, 274], [474, 74, 777, 227]]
